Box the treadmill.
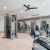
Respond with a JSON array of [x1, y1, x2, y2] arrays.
[[30, 23, 50, 50], [36, 37, 50, 50]]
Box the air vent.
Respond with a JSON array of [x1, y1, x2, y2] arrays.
[[32, 14, 39, 16]]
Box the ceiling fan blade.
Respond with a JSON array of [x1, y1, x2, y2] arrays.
[[25, 8, 30, 11], [25, 9, 28, 11], [23, 5, 29, 8], [30, 7, 38, 9]]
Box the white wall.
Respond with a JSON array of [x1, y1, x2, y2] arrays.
[[0, 17, 4, 32]]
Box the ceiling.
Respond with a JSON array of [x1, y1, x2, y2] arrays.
[[0, 0, 50, 19]]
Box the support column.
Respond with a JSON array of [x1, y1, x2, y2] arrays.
[[34, 18, 36, 31]]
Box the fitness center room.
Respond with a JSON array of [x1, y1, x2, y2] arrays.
[[0, 0, 50, 50]]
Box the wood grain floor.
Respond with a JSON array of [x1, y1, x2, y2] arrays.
[[0, 32, 33, 50], [0, 30, 47, 50]]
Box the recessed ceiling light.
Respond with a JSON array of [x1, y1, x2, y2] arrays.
[[3, 7, 7, 9], [43, 4, 45, 6], [21, 11, 23, 13]]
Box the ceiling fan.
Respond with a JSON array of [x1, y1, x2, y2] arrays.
[[23, 4, 38, 11]]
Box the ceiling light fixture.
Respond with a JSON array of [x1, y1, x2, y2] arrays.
[[21, 11, 23, 13], [43, 4, 45, 6], [3, 7, 7, 9]]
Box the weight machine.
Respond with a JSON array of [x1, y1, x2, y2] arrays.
[[4, 13, 18, 39]]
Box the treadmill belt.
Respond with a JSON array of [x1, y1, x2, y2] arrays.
[[37, 39, 50, 50]]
